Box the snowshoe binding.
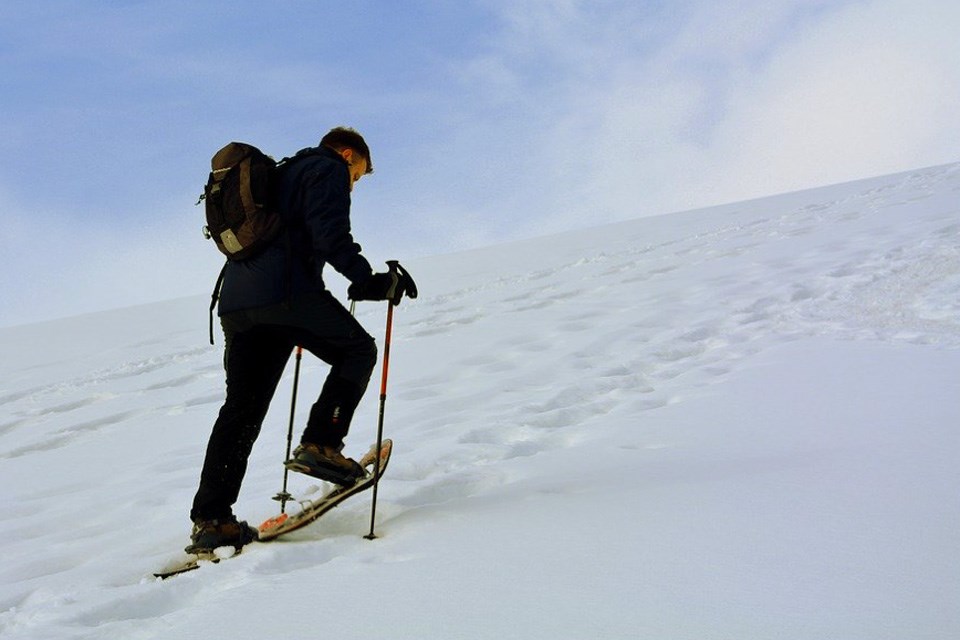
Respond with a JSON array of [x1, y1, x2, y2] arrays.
[[185, 517, 259, 554], [285, 442, 365, 486]]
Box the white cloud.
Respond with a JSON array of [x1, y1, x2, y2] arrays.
[[705, 0, 960, 201], [441, 0, 960, 236], [4, 0, 960, 325], [0, 191, 223, 327]]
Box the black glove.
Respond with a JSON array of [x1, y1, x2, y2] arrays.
[[348, 261, 418, 306]]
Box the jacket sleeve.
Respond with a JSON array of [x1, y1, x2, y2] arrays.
[[299, 161, 373, 285]]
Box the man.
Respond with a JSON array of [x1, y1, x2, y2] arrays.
[[187, 127, 416, 553]]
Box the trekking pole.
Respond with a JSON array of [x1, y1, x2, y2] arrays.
[[364, 300, 394, 540], [273, 345, 303, 513], [365, 260, 417, 540]]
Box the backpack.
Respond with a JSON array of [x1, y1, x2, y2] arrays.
[[201, 142, 288, 344], [200, 142, 284, 261]]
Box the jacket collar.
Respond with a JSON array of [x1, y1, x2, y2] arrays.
[[293, 145, 346, 165]]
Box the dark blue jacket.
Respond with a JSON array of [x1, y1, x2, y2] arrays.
[[217, 146, 373, 315]]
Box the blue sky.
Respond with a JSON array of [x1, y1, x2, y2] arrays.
[[2, 0, 960, 326]]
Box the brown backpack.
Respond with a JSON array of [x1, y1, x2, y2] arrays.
[[200, 142, 284, 261]]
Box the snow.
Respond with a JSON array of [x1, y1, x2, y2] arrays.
[[2, 163, 959, 639]]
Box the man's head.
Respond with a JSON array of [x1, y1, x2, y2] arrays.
[[321, 127, 373, 190]]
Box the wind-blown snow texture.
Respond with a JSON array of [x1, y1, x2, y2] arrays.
[[1, 164, 959, 639]]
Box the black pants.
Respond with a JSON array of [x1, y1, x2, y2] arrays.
[[190, 291, 378, 522]]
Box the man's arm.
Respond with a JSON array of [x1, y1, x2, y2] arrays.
[[299, 161, 373, 284]]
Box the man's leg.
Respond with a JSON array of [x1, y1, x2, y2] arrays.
[[287, 309, 377, 484], [190, 322, 293, 522], [301, 366, 372, 448], [244, 291, 378, 448], [294, 306, 377, 448]]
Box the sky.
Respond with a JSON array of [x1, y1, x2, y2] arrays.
[[2, 0, 960, 327]]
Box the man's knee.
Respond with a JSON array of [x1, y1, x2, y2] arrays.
[[348, 334, 378, 384], [360, 334, 378, 370]]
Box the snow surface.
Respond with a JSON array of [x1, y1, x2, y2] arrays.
[[1, 163, 959, 639]]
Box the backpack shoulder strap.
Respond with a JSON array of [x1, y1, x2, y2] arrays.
[[208, 262, 227, 345]]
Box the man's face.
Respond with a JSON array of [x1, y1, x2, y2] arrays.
[[339, 148, 369, 191]]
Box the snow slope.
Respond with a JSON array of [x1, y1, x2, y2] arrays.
[[1, 163, 959, 639]]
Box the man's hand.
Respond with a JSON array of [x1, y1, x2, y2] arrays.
[[348, 262, 418, 306]]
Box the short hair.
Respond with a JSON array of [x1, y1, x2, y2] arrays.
[[320, 127, 373, 174]]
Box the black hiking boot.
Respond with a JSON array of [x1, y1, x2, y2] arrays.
[[185, 517, 259, 554], [285, 442, 365, 486]]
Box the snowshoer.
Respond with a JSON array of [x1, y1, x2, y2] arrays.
[[187, 127, 416, 552]]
